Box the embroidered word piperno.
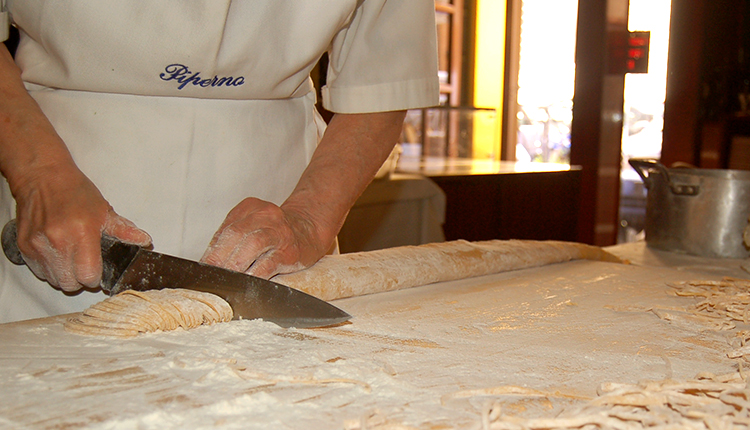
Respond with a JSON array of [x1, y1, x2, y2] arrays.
[[159, 64, 245, 90]]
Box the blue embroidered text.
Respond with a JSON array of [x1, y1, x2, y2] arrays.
[[159, 64, 245, 90]]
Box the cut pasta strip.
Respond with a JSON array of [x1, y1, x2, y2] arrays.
[[668, 278, 750, 332]]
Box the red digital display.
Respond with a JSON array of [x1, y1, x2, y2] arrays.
[[626, 31, 650, 73], [628, 37, 649, 47]]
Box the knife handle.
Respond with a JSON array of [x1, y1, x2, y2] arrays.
[[1, 219, 24, 266], [1, 219, 139, 293]]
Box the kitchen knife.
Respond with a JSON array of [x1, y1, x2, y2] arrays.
[[1, 220, 351, 328]]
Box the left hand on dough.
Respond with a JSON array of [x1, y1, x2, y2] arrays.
[[200, 197, 333, 279]]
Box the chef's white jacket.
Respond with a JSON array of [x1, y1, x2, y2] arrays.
[[0, 1, 439, 322]]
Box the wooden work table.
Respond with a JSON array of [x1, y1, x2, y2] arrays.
[[0, 241, 748, 428]]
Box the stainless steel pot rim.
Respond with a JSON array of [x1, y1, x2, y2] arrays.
[[629, 158, 750, 181]]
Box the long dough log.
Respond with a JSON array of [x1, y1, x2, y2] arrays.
[[274, 239, 623, 301]]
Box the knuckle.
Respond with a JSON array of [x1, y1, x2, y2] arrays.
[[248, 258, 275, 279], [76, 271, 100, 289], [23, 233, 55, 259], [38, 219, 95, 251], [222, 224, 245, 239], [58, 281, 82, 293], [201, 253, 222, 267]]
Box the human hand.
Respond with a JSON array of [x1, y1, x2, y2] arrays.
[[201, 197, 334, 279], [12, 163, 151, 292], [199, 112, 406, 279]]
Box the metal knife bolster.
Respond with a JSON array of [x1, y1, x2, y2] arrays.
[[100, 236, 141, 294]]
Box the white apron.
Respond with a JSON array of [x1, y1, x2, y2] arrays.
[[0, 1, 439, 323]]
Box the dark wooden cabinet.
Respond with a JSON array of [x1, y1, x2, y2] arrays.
[[429, 169, 582, 242], [397, 159, 583, 243], [340, 162, 582, 253]]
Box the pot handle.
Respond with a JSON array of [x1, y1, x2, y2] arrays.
[[627, 158, 700, 196], [628, 158, 663, 189]]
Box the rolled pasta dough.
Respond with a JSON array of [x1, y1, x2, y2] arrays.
[[274, 239, 623, 301]]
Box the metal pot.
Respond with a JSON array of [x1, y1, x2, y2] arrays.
[[629, 158, 750, 258]]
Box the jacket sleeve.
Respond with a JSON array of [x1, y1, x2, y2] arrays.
[[1, 0, 9, 42], [322, 0, 440, 114]]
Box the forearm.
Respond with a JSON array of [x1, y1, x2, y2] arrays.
[[0, 44, 76, 197], [0, 44, 150, 291], [281, 110, 406, 250]]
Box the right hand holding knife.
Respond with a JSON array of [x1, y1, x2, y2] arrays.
[[2, 210, 151, 293]]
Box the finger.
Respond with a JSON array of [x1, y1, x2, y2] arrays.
[[21, 232, 61, 284], [44, 220, 102, 291], [24, 235, 82, 292], [246, 249, 306, 280], [103, 213, 152, 247], [201, 225, 252, 269], [245, 254, 278, 279], [56, 263, 82, 292], [205, 224, 281, 273], [71, 232, 103, 289], [223, 228, 280, 273], [14, 220, 73, 289], [24, 252, 59, 287], [35, 232, 94, 292], [223, 230, 276, 273]]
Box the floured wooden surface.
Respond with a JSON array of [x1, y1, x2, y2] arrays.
[[0, 256, 746, 429], [606, 240, 750, 279]]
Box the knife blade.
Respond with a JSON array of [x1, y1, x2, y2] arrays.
[[2, 220, 351, 328]]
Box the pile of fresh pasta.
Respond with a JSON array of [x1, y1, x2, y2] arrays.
[[64, 289, 233, 337]]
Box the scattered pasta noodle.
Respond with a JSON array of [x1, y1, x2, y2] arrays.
[[480, 279, 750, 429], [64, 289, 233, 338], [484, 371, 750, 430], [727, 331, 750, 369], [668, 278, 750, 330]]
